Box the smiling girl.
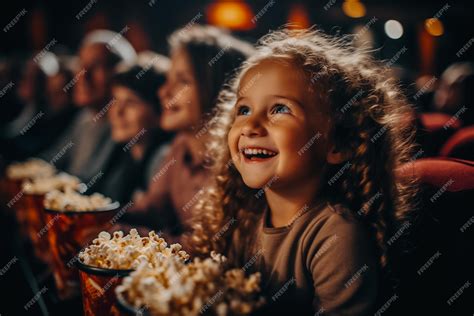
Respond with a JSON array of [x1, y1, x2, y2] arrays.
[[188, 28, 417, 315]]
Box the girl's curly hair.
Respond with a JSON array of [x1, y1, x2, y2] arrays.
[[186, 27, 418, 270]]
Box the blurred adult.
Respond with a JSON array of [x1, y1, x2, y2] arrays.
[[434, 62, 474, 126], [0, 58, 46, 160], [415, 62, 474, 156], [9, 59, 47, 137], [1, 55, 79, 160], [40, 30, 137, 189]]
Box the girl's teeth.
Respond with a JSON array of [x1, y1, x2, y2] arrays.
[[243, 148, 276, 156]]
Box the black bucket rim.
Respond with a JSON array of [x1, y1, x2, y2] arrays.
[[76, 259, 134, 277], [116, 291, 150, 316], [44, 201, 120, 215]]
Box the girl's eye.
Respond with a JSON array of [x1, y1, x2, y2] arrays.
[[236, 105, 251, 116], [271, 103, 291, 114]]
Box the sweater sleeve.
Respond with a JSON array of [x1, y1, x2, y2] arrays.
[[306, 209, 379, 316]]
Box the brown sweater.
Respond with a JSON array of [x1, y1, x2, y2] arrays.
[[235, 202, 379, 316]]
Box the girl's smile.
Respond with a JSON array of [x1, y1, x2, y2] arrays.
[[240, 146, 279, 162]]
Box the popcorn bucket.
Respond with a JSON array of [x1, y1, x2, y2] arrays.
[[44, 202, 120, 300], [23, 193, 50, 262], [2, 178, 25, 217], [2, 158, 56, 212], [0, 176, 15, 206], [116, 291, 150, 316], [76, 260, 132, 316], [12, 179, 30, 236], [3, 178, 23, 203], [1, 176, 34, 236]]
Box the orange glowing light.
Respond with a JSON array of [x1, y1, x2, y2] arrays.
[[424, 18, 444, 36], [206, 1, 255, 31], [342, 1, 366, 18], [287, 4, 311, 29]]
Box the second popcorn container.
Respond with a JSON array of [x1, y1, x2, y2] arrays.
[[22, 173, 81, 262], [2, 159, 56, 224], [44, 189, 120, 299]]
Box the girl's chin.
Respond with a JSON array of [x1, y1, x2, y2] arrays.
[[241, 175, 278, 190]]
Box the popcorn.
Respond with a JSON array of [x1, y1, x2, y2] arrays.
[[116, 252, 265, 316], [44, 189, 113, 211], [22, 172, 81, 194], [6, 158, 56, 180], [79, 229, 190, 270]]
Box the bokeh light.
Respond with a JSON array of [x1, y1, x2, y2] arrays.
[[342, 0, 366, 18], [425, 18, 444, 36], [206, 1, 254, 31], [385, 20, 404, 39]]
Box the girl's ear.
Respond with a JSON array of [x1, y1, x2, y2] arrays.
[[326, 144, 350, 164]]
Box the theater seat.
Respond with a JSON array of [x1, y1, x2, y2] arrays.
[[439, 126, 474, 161], [390, 158, 474, 315], [398, 157, 474, 190], [419, 113, 462, 132], [416, 113, 461, 157]]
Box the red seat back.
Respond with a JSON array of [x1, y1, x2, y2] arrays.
[[392, 157, 473, 315], [397, 157, 474, 191], [439, 126, 474, 161], [419, 113, 462, 132]]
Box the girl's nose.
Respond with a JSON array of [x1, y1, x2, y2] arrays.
[[241, 116, 267, 138]]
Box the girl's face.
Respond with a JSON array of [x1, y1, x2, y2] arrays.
[[109, 85, 159, 143], [158, 48, 201, 132], [228, 59, 333, 190]]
